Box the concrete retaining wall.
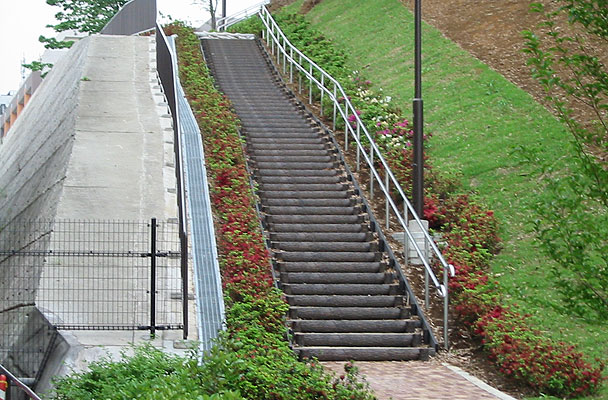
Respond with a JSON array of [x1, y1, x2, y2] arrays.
[[0, 34, 183, 393]]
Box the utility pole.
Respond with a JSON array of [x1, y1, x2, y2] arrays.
[[221, 0, 227, 31], [412, 0, 424, 217]]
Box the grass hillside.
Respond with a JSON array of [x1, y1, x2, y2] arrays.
[[282, 0, 606, 397]]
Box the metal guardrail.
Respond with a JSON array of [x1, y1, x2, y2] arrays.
[[216, 0, 270, 31], [222, 6, 455, 347], [0, 364, 41, 400], [100, 0, 157, 35], [155, 23, 190, 340]]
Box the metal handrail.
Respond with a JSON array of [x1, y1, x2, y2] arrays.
[[257, 7, 454, 290], [216, 0, 270, 31], [219, 5, 455, 346], [0, 364, 41, 400]]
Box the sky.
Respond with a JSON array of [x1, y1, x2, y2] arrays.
[[0, 0, 263, 95]]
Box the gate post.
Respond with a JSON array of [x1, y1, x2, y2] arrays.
[[150, 218, 157, 337]]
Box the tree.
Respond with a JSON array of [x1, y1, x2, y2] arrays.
[[40, 0, 129, 49], [523, 0, 608, 320]]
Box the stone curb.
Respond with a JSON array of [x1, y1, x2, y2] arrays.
[[442, 364, 518, 400]]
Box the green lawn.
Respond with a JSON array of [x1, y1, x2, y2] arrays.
[[283, 1, 607, 398]]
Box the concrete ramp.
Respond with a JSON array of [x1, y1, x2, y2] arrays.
[[0, 34, 191, 394]]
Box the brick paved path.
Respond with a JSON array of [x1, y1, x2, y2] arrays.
[[323, 361, 507, 400]]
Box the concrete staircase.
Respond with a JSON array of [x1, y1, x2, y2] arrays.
[[201, 38, 435, 361]]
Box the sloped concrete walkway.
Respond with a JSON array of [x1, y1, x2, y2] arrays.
[[323, 361, 516, 400]]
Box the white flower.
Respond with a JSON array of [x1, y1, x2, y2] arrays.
[[385, 96, 392, 103]]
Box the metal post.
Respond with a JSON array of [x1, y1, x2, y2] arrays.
[[424, 268, 429, 310], [344, 103, 349, 150], [385, 173, 390, 229], [444, 265, 449, 349], [356, 123, 360, 171], [150, 218, 157, 337], [309, 64, 313, 104], [404, 204, 409, 263], [299, 55, 303, 93], [181, 231, 188, 339], [412, 0, 424, 216], [369, 147, 374, 198], [290, 48, 293, 83], [221, 0, 226, 31], [425, 235, 430, 309], [320, 75, 324, 116], [282, 37, 286, 74], [333, 84, 337, 130]]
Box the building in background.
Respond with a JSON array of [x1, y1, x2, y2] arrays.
[[0, 31, 85, 140]]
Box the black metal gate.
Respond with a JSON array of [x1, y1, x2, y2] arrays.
[[0, 218, 185, 337]]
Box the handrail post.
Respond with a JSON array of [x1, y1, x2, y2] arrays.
[[332, 84, 337, 131], [298, 55, 302, 93], [444, 264, 449, 349], [404, 203, 409, 264], [385, 173, 390, 229], [425, 268, 429, 310], [320, 75, 324, 116], [356, 123, 360, 171], [290, 48, 294, 83], [282, 37, 286, 73], [309, 64, 313, 104], [369, 146, 374, 198]]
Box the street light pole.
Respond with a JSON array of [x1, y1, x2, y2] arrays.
[[412, 0, 424, 217], [222, 0, 227, 30]]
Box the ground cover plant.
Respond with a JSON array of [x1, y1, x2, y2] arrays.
[[50, 22, 375, 400], [231, 2, 605, 397]]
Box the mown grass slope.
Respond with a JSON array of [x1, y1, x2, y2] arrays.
[[283, 1, 606, 398]]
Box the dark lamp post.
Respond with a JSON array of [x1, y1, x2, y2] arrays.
[[412, 0, 424, 217]]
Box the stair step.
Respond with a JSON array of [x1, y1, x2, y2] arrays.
[[286, 295, 402, 307], [265, 206, 359, 216], [246, 131, 321, 139], [251, 149, 333, 157], [270, 224, 364, 233], [260, 183, 348, 192], [275, 242, 375, 253], [270, 232, 368, 242], [265, 198, 354, 207], [258, 175, 342, 184], [267, 215, 364, 224], [281, 283, 398, 295], [294, 333, 422, 347], [289, 306, 408, 320], [255, 162, 337, 170], [281, 272, 388, 284], [295, 347, 433, 361], [248, 138, 325, 145], [253, 155, 335, 163], [249, 143, 329, 151], [260, 191, 350, 199], [278, 251, 381, 262], [289, 319, 421, 333], [278, 261, 384, 273]]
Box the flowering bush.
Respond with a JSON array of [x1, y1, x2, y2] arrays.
[[165, 22, 374, 399], [476, 307, 605, 397]]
